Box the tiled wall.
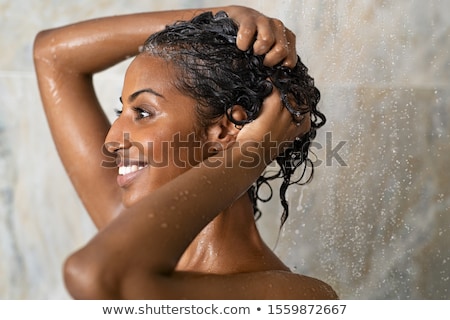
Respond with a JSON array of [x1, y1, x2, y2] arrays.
[[1, 0, 449, 299]]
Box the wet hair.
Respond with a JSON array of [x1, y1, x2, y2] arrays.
[[142, 11, 325, 228]]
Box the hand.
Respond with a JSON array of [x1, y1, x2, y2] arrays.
[[226, 5, 297, 67], [236, 87, 311, 162]]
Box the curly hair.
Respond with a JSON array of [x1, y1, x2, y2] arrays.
[[142, 11, 325, 228]]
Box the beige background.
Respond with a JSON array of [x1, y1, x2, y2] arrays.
[[1, 0, 449, 299]]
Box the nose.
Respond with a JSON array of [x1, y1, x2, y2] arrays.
[[104, 118, 133, 154]]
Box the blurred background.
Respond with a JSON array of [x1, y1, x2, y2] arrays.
[[0, 0, 449, 299]]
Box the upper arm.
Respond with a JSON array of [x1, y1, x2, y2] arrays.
[[34, 30, 122, 228]]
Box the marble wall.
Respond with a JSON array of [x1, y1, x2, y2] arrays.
[[1, 0, 449, 299]]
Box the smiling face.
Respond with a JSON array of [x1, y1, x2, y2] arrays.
[[105, 54, 207, 206]]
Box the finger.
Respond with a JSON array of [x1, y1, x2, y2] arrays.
[[261, 20, 289, 67], [259, 85, 283, 117], [236, 20, 257, 51], [262, 42, 288, 67], [282, 30, 298, 68], [261, 87, 296, 140], [252, 17, 276, 56]]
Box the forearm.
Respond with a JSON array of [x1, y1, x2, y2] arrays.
[[64, 142, 269, 299], [33, 7, 233, 75], [114, 142, 268, 261]]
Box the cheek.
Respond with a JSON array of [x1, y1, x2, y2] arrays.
[[147, 140, 171, 165], [170, 132, 206, 167], [143, 129, 202, 172], [139, 128, 174, 165]]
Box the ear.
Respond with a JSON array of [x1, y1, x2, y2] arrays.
[[205, 105, 247, 152]]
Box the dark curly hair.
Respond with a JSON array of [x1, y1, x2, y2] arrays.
[[142, 11, 325, 228]]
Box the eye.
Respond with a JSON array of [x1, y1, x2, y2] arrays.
[[133, 106, 153, 120]]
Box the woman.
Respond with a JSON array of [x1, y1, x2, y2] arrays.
[[33, 5, 336, 299]]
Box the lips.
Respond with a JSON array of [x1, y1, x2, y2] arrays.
[[116, 161, 148, 188]]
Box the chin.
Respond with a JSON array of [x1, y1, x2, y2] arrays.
[[121, 190, 143, 209]]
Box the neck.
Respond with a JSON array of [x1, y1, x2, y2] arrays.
[[176, 193, 289, 274]]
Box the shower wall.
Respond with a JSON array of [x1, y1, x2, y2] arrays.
[[1, 0, 449, 299]]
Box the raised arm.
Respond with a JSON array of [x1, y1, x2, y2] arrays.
[[33, 5, 296, 229]]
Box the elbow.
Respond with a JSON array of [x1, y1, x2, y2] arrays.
[[33, 29, 68, 71], [33, 29, 54, 67], [63, 249, 169, 299], [63, 247, 120, 299]]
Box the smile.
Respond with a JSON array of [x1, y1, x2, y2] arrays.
[[116, 161, 149, 188], [118, 165, 147, 175]]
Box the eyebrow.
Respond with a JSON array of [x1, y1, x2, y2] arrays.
[[119, 88, 165, 104]]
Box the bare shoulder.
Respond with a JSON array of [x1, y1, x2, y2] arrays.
[[255, 270, 338, 300], [168, 269, 338, 300]]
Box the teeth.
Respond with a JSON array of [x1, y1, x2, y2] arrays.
[[118, 165, 146, 175]]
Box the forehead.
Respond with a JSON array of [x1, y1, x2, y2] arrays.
[[122, 54, 178, 97], [121, 54, 200, 129]]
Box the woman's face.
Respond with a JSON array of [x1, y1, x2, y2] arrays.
[[105, 54, 205, 207]]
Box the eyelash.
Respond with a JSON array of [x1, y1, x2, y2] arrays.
[[133, 107, 152, 119], [114, 107, 153, 120]]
